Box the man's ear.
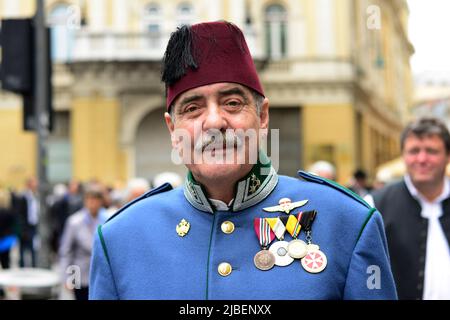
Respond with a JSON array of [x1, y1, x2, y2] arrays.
[[259, 98, 270, 130], [164, 112, 176, 148]]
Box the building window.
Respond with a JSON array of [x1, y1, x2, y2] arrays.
[[176, 2, 195, 26], [144, 3, 161, 33], [143, 3, 162, 48], [264, 4, 288, 60]]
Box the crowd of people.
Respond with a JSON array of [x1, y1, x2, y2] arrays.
[[0, 173, 182, 299]]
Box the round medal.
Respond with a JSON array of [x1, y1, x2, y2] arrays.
[[269, 241, 294, 267], [288, 239, 307, 259], [254, 250, 276, 271], [301, 249, 327, 273]]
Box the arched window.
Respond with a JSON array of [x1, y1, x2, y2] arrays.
[[176, 2, 195, 26], [49, 3, 76, 62], [264, 4, 288, 60]]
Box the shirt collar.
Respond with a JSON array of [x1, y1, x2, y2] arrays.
[[183, 151, 279, 213], [83, 207, 108, 224], [404, 174, 450, 204]]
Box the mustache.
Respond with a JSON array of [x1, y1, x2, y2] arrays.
[[194, 130, 244, 152]]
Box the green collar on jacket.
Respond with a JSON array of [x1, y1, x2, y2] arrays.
[[183, 151, 278, 213]]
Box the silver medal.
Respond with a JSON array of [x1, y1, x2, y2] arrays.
[[269, 241, 294, 267], [288, 239, 308, 259]]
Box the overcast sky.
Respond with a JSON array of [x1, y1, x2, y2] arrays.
[[408, 0, 450, 75]]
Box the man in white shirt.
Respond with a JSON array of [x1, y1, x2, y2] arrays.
[[371, 117, 450, 300]]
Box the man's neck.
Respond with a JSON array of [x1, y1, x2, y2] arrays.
[[203, 183, 235, 203], [415, 180, 445, 202], [192, 165, 253, 203]]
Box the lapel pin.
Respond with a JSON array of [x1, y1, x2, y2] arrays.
[[176, 219, 190, 237]]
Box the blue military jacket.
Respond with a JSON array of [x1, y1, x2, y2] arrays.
[[89, 165, 397, 300]]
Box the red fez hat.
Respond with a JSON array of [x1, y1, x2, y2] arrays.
[[164, 21, 265, 109]]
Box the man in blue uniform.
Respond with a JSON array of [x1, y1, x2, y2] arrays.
[[89, 21, 397, 300]]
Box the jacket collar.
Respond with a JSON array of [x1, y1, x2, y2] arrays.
[[183, 151, 278, 213], [404, 175, 450, 205]]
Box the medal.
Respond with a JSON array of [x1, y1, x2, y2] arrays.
[[269, 240, 294, 266], [253, 218, 276, 271], [176, 219, 190, 237], [254, 250, 276, 271], [301, 249, 327, 273], [263, 198, 308, 214], [285, 212, 307, 259], [288, 239, 308, 259], [299, 211, 328, 274]]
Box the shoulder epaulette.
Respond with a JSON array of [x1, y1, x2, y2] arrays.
[[105, 183, 173, 223], [297, 170, 371, 209]]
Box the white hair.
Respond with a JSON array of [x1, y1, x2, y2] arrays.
[[308, 161, 336, 180], [127, 178, 150, 192], [152, 172, 183, 188]]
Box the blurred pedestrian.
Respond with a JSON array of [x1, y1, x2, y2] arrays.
[[59, 185, 108, 300], [13, 178, 39, 268], [307, 161, 336, 180], [152, 172, 183, 188], [0, 188, 16, 269], [125, 178, 150, 202], [49, 180, 83, 256], [348, 169, 372, 198], [371, 117, 450, 299]]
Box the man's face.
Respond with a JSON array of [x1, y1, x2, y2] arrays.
[[85, 196, 103, 217], [165, 82, 269, 182], [402, 134, 450, 186]]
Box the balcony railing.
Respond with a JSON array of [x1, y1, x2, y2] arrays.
[[70, 31, 168, 61], [60, 29, 261, 62]]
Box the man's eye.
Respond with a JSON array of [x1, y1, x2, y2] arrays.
[[225, 100, 243, 107], [184, 105, 200, 113], [426, 149, 439, 155]]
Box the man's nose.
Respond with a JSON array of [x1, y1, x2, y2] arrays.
[[203, 103, 226, 131], [416, 150, 428, 162]]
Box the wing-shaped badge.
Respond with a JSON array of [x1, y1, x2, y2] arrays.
[[263, 198, 308, 214]]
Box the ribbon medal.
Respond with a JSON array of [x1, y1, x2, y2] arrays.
[[266, 216, 294, 267], [285, 212, 308, 259], [299, 210, 327, 274], [253, 218, 276, 271]]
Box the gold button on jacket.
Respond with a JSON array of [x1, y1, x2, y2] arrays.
[[221, 221, 235, 234], [218, 262, 232, 276]]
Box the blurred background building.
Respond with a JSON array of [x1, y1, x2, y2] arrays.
[[0, 0, 414, 188]]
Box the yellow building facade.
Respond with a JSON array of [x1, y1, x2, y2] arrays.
[[0, 0, 413, 188]]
